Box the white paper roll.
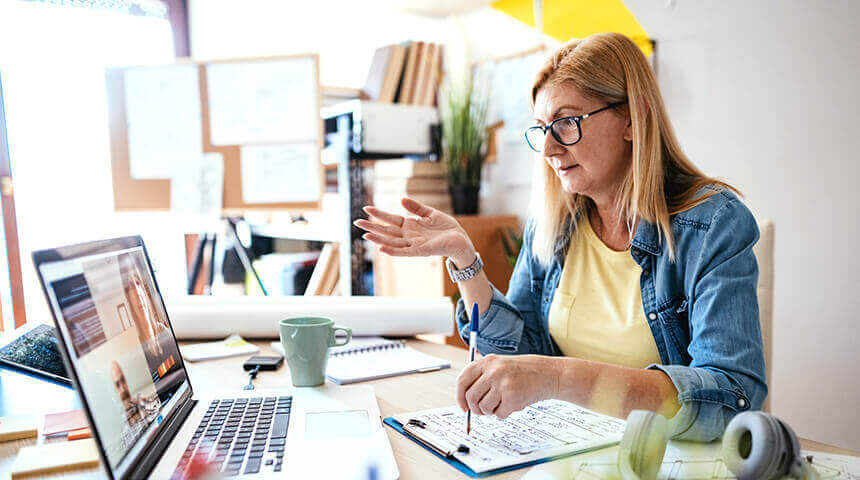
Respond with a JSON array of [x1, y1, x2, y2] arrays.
[[165, 295, 453, 339]]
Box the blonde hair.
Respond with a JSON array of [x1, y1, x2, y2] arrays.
[[529, 33, 738, 265]]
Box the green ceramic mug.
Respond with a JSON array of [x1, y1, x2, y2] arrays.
[[278, 316, 351, 387]]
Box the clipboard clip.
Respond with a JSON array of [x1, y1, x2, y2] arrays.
[[404, 418, 470, 457]]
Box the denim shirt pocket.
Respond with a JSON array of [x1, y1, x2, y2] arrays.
[[656, 297, 692, 364], [547, 292, 574, 340]]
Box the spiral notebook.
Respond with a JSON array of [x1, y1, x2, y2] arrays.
[[270, 337, 450, 384]]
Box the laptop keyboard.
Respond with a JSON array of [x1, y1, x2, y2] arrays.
[[172, 396, 291, 478]]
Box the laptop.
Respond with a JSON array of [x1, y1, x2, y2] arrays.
[[33, 236, 399, 479]]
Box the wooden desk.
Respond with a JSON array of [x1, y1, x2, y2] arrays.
[[1, 340, 857, 479]]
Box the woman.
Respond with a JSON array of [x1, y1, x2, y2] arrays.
[[355, 33, 766, 442]]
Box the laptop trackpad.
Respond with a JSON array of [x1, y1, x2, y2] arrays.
[[304, 410, 370, 440]]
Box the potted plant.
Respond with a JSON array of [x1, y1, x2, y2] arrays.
[[440, 75, 488, 215]]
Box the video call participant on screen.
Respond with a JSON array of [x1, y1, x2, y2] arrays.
[[120, 253, 181, 397], [123, 259, 167, 358], [355, 33, 766, 442], [111, 360, 151, 450]]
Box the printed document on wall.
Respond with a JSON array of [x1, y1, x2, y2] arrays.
[[206, 58, 319, 146], [170, 152, 224, 216], [240, 144, 320, 204], [124, 65, 203, 179]]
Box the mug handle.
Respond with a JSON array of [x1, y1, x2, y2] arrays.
[[330, 326, 352, 347]]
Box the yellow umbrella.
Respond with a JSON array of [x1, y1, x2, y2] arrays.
[[491, 0, 653, 56]]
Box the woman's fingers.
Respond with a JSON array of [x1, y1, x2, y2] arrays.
[[363, 206, 404, 228], [477, 389, 502, 416], [495, 400, 519, 420], [353, 219, 402, 238], [362, 233, 410, 248], [456, 363, 483, 411], [464, 376, 492, 414], [401, 197, 434, 218]]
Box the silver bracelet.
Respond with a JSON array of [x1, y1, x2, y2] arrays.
[[446, 253, 483, 283]]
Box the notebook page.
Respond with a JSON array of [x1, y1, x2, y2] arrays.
[[329, 336, 397, 354], [326, 345, 449, 383], [270, 337, 396, 357], [393, 399, 625, 473]]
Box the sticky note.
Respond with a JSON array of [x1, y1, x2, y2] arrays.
[[67, 427, 92, 440], [0, 415, 38, 442], [11, 439, 99, 478], [43, 409, 88, 436]]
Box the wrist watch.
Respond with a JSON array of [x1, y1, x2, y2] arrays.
[[446, 252, 483, 283]]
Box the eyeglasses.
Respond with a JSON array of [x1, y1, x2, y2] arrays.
[[524, 101, 627, 153]]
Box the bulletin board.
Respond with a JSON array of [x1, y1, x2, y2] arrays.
[[106, 54, 324, 212]]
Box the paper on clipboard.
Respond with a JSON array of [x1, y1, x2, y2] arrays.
[[240, 144, 320, 204], [170, 152, 224, 215], [124, 65, 203, 179], [205, 58, 319, 146], [389, 399, 625, 475]]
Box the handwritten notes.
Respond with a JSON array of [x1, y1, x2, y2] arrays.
[[394, 399, 625, 473]]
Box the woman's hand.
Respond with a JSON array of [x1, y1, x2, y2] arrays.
[[355, 197, 476, 264], [457, 354, 562, 419]]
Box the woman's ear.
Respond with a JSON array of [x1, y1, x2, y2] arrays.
[[622, 99, 643, 142], [623, 113, 633, 142]]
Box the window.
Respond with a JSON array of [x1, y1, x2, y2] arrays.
[[0, 1, 190, 333]]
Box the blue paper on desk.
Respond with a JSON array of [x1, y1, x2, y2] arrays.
[[384, 400, 624, 477]]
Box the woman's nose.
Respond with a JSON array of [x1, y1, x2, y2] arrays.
[[542, 131, 565, 157]]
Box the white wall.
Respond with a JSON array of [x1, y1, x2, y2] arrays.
[[622, 0, 860, 450]]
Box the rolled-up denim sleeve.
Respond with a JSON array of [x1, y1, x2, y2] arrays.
[[649, 199, 768, 442], [455, 220, 555, 356]]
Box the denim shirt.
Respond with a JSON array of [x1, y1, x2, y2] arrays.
[[456, 187, 767, 442]]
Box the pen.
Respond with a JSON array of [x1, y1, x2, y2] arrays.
[[467, 302, 479, 435]]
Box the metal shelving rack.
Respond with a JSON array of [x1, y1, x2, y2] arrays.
[[323, 103, 440, 295]]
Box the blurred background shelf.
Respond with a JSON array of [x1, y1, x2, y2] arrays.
[[374, 214, 520, 347]]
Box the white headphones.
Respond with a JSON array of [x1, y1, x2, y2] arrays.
[[617, 410, 818, 480]]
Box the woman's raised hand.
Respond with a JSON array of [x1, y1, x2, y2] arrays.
[[354, 197, 475, 263]]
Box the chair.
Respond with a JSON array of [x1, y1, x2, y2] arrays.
[[753, 221, 774, 412]]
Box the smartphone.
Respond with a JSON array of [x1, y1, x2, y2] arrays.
[[243, 355, 284, 371]]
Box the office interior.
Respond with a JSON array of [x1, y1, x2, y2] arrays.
[[0, 0, 857, 472]]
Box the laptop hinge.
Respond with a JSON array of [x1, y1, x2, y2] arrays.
[[126, 395, 198, 480]]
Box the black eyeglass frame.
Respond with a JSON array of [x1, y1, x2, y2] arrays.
[[525, 101, 627, 152]]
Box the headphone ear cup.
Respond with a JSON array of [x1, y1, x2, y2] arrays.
[[618, 410, 669, 480], [723, 411, 799, 480], [776, 418, 801, 466]]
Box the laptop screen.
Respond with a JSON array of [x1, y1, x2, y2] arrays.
[[37, 240, 190, 479]]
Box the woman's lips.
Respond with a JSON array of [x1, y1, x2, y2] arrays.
[[559, 164, 579, 174]]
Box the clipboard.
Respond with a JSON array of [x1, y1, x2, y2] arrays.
[[383, 416, 616, 478]]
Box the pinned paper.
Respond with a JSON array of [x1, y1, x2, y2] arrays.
[[240, 144, 320, 204], [124, 65, 203, 179], [206, 58, 319, 146], [170, 152, 224, 215]]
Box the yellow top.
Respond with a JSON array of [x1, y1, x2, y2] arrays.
[[548, 219, 661, 369]]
